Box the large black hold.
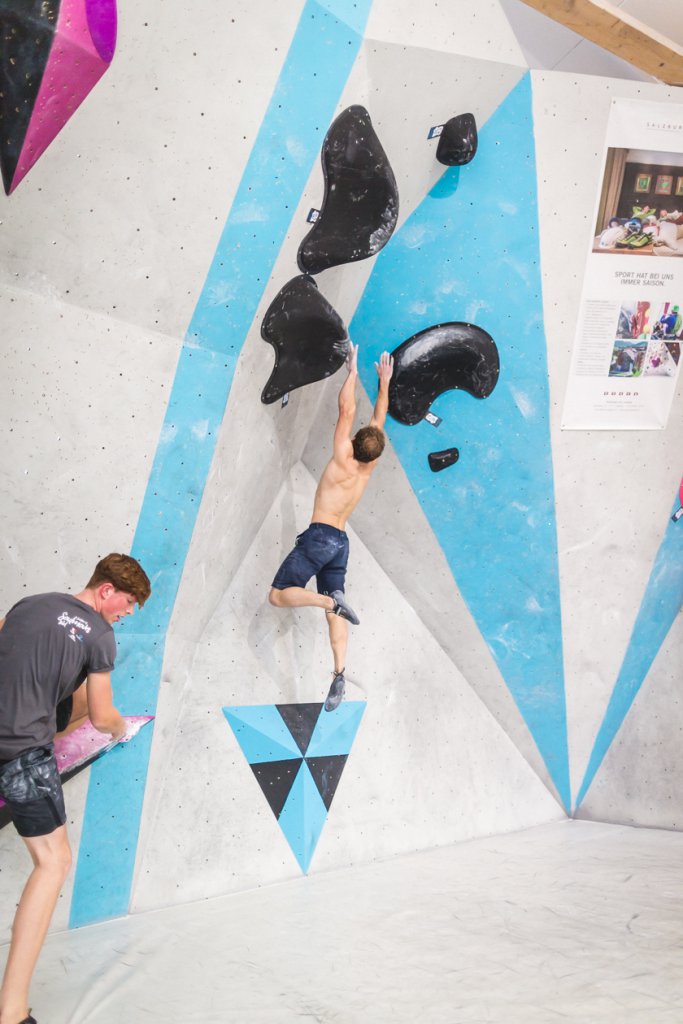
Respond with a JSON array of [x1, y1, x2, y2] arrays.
[[436, 113, 478, 167], [298, 105, 399, 275], [428, 448, 460, 472], [0, 0, 59, 195], [261, 275, 349, 404], [388, 322, 499, 426]]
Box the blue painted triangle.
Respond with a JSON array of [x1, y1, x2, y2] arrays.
[[306, 700, 365, 757], [350, 73, 570, 808], [277, 761, 329, 872], [223, 706, 302, 762], [224, 702, 365, 872], [575, 491, 683, 810]]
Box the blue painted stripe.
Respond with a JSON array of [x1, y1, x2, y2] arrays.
[[575, 492, 683, 810], [70, 0, 373, 928], [350, 74, 571, 808]]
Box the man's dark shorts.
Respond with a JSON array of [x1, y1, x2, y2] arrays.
[[0, 745, 66, 837], [272, 523, 349, 595]]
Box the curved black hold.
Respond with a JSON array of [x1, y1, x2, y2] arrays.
[[436, 113, 478, 167], [297, 105, 399, 275], [428, 448, 460, 472], [388, 322, 499, 426], [0, 0, 59, 195], [261, 275, 349, 404]]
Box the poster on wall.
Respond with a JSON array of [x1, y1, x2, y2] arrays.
[[562, 98, 683, 429]]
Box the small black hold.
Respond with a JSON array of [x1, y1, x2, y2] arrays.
[[436, 113, 478, 167], [428, 448, 459, 472]]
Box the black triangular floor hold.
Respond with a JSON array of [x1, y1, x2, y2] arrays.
[[250, 759, 303, 819], [305, 755, 348, 811], [276, 703, 323, 756]]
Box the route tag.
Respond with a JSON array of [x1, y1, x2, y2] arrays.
[[282, 393, 289, 407], [307, 208, 320, 223], [428, 124, 444, 139], [424, 411, 442, 427]]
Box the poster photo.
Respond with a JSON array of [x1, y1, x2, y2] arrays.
[[592, 149, 683, 257], [563, 98, 683, 429]]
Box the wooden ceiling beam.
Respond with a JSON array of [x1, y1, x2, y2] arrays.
[[517, 0, 683, 85]]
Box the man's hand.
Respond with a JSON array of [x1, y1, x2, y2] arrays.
[[347, 342, 358, 375], [375, 350, 394, 386], [110, 715, 128, 743], [114, 720, 133, 743], [369, 351, 394, 430]]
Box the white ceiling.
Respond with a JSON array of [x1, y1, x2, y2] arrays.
[[499, 0, 683, 83]]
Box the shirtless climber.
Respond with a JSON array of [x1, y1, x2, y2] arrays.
[[269, 344, 394, 712]]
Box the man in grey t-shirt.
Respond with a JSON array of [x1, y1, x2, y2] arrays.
[[0, 554, 151, 1024]]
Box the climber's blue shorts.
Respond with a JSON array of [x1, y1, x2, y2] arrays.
[[272, 522, 349, 595]]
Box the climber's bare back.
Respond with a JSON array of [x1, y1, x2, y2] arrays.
[[311, 450, 375, 530]]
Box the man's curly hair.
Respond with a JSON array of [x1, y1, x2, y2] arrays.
[[86, 554, 151, 607], [352, 426, 385, 463]]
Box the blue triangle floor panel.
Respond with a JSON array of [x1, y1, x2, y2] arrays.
[[349, 73, 570, 809]]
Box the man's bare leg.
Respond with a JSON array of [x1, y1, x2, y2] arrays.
[[324, 613, 349, 712], [0, 827, 72, 1024], [269, 587, 359, 625], [325, 611, 348, 675], [268, 587, 334, 612]]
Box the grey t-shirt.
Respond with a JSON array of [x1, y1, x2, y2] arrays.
[[0, 593, 116, 760]]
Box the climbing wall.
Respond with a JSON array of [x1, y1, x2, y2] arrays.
[[0, 0, 681, 938]]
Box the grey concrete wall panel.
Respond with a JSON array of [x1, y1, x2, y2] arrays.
[[530, 72, 683, 804], [0, 1, 306, 339], [0, 283, 177, 603], [575, 616, 683, 830]]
